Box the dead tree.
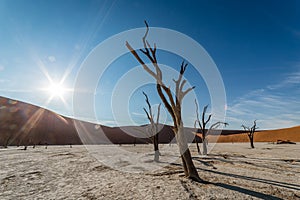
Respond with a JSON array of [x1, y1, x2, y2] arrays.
[[193, 129, 201, 155], [242, 120, 258, 149], [126, 21, 201, 181], [2, 133, 13, 148], [194, 100, 228, 155], [142, 91, 161, 162]]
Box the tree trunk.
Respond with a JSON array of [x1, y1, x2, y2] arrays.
[[153, 135, 160, 162], [4, 134, 11, 148], [196, 139, 201, 155], [249, 135, 255, 148], [176, 124, 201, 181], [203, 137, 208, 155]]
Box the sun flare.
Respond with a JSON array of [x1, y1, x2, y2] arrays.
[[47, 82, 66, 98]]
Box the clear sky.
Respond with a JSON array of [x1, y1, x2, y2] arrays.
[[0, 0, 299, 129]]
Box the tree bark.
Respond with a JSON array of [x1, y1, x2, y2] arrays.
[[176, 124, 201, 181], [249, 135, 255, 148], [153, 135, 160, 162], [195, 138, 201, 155], [203, 137, 208, 155]]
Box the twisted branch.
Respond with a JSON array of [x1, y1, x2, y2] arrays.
[[126, 21, 195, 130]]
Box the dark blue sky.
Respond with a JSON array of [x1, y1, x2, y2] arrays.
[[0, 0, 299, 129]]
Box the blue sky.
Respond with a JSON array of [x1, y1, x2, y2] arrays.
[[0, 0, 299, 129]]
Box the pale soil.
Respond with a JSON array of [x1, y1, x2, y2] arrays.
[[0, 143, 299, 199]]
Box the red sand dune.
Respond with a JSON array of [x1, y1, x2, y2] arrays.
[[212, 126, 300, 143], [0, 96, 175, 145], [0, 96, 299, 146]]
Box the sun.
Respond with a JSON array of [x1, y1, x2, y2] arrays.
[[41, 79, 71, 106], [47, 82, 66, 99]]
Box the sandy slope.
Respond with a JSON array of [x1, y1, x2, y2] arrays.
[[215, 126, 300, 143], [0, 143, 299, 199]]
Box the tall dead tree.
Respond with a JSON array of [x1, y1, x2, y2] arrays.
[[194, 100, 228, 155], [242, 120, 258, 149], [142, 91, 161, 162], [126, 21, 201, 181]]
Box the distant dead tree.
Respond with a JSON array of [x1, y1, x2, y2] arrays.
[[2, 133, 13, 148], [194, 100, 228, 155], [193, 131, 201, 154], [126, 21, 201, 181], [242, 120, 258, 149], [142, 91, 161, 162]]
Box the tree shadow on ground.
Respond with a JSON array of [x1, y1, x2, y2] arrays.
[[197, 167, 300, 191], [155, 158, 298, 198], [194, 155, 300, 174], [156, 162, 286, 199], [211, 182, 283, 200], [209, 153, 300, 165]]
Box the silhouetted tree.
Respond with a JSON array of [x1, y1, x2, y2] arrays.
[[126, 21, 201, 181], [142, 91, 161, 162], [194, 100, 228, 155], [3, 133, 13, 148], [242, 120, 258, 149], [193, 129, 201, 155]]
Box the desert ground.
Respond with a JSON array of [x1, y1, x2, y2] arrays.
[[0, 143, 299, 199]]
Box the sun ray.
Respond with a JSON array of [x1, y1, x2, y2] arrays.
[[34, 55, 54, 85], [10, 108, 45, 145]]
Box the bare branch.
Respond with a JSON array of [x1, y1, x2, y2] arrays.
[[179, 80, 187, 93], [143, 108, 151, 121], [143, 91, 154, 124], [126, 42, 158, 80], [205, 114, 212, 124], [209, 122, 228, 130], [202, 105, 209, 126], [143, 91, 151, 109], [251, 120, 258, 132], [182, 86, 195, 98], [142, 20, 150, 48], [206, 121, 228, 136], [241, 125, 250, 132], [127, 21, 161, 82], [173, 61, 196, 104], [180, 61, 188, 74], [194, 99, 203, 130], [126, 21, 181, 128]]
